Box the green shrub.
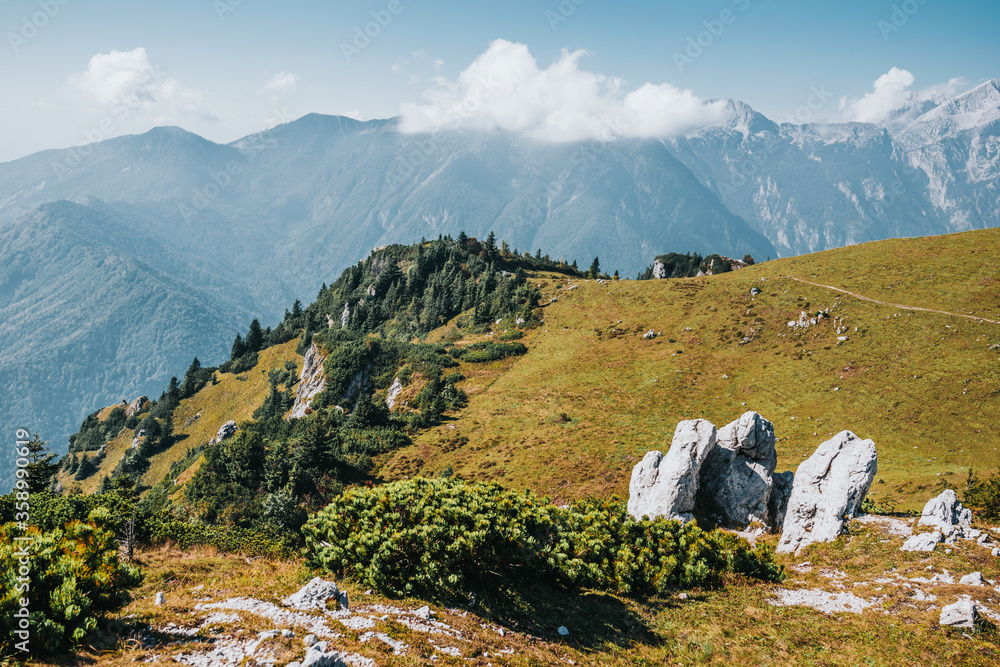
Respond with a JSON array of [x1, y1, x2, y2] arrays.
[[0, 509, 142, 656], [451, 341, 527, 363], [303, 479, 782, 604], [497, 329, 524, 341], [965, 470, 1000, 522]]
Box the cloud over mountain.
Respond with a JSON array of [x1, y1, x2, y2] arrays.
[[399, 39, 727, 141], [839, 67, 966, 125]]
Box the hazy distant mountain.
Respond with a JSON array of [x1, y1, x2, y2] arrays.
[[0, 201, 246, 486]]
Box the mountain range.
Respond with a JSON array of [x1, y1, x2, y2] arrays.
[[1, 79, 997, 486]]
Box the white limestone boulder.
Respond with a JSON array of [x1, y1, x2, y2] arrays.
[[777, 431, 878, 554], [627, 419, 717, 522]]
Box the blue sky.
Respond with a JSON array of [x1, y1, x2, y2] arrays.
[[1, 0, 997, 161]]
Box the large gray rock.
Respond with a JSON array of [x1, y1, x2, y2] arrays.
[[940, 596, 977, 629], [698, 411, 778, 528], [918, 490, 973, 541], [288, 341, 328, 420], [628, 419, 716, 522], [900, 531, 942, 552], [777, 431, 878, 554], [282, 577, 341, 611]]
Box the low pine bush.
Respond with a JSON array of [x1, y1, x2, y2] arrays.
[[303, 478, 782, 603], [0, 508, 142, 656], [965, 470, 1000, 522]]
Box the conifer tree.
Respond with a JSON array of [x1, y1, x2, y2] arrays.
[[588, 256, 601, 278], [245, 318, 265, 352], [19, 434, 59, 493], [230, 333, 246, 360]]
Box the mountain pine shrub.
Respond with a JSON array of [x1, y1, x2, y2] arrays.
[[0, 508, 142, 656], [303, 479, 783, 603]]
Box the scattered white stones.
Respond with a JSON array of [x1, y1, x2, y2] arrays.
[[940, 596, 978, 629], [854, 513, 913, 537], [769, 589, 872, 614], [155, 592, 166, 606]]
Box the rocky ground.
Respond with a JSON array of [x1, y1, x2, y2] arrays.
[[34, 506, 997, 667]]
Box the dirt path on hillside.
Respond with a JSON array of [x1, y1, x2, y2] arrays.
[[785, 275, 1000, 325]]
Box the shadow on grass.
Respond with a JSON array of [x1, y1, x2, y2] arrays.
[[476, 581, 666, 649]]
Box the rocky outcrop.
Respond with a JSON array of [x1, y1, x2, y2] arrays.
[[652, 259, 667, 279], [126, 395, 149, 418], [131, 429, 146, 450], [386, 377, 404, 410], [777, 431, 878, 554], [627, 419, 716, 522], [341, 303, 351, 328], [698, 411, 778, 528], [288, 342, 328, 420], [918, 490, 973, 542], [215, 420, 238, 444]]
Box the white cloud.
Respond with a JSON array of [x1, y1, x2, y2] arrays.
[[398, 39, 726, 141], [840, 67, 966, 125], [259, 71, 299, 97], [69, 47, 214, 120]]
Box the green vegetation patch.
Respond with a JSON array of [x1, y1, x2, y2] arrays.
[[303, 478, 782, 603]]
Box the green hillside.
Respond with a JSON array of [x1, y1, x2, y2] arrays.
[[383, 229, 999, 511], [61, 228, 999, 514]]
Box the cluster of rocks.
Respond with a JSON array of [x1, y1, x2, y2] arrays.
[[900, 490, 998, 554], [787, 309, 830, 329], [628, 411, 878, 554]]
